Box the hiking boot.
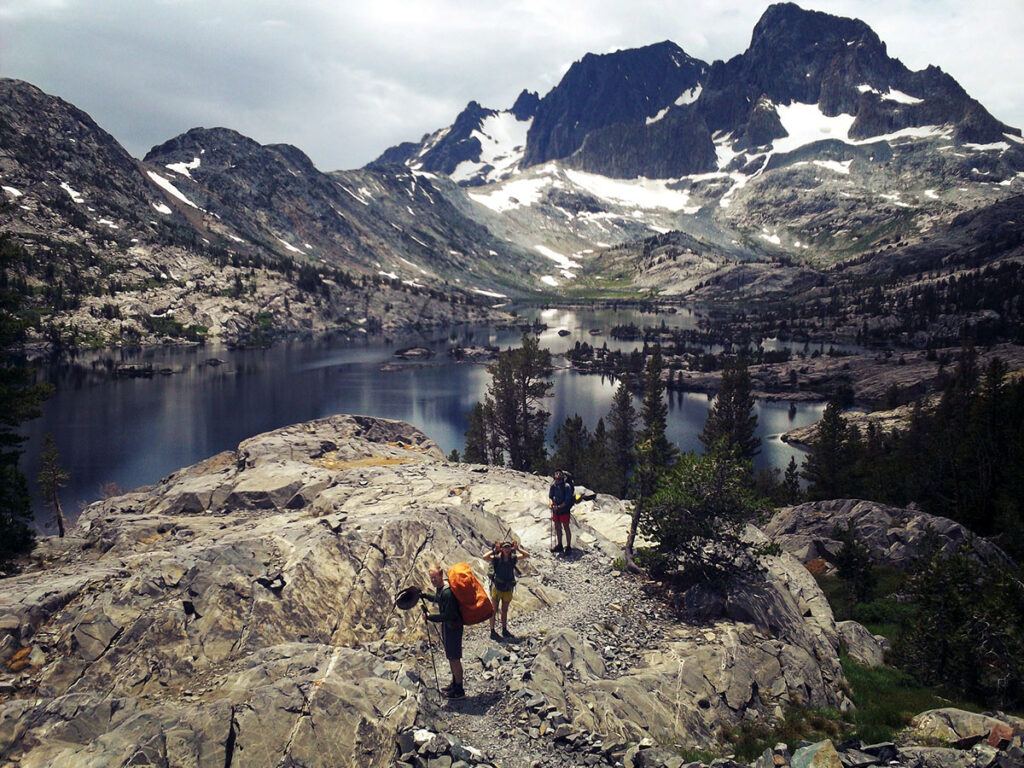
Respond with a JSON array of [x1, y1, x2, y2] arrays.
[[439, 682, 454, 695], [502, 628, 515, 640], [550, 544, 563, 553], [446, 684, 465, 700], [563, 545, 572, 556], [489, 629, 501, 642]]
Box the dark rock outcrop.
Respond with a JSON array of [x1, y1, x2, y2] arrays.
[[764, 499, 1012, 572], [522, 41, 707, 168]]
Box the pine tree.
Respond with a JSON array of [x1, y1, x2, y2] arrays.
[[833, 521, 875, 604], [699, 358, 760, 460], [606, 379, 637, 499], [585, 418, 613, 495], [802, 400, 856, 500], [549, 414, 590, 479], [780, 455, 803, 505], [636, 347, 677, 485], [482, 334, 553, 472], [1, 236, 52, 570], [37, 434, 68, 537], [640, 448, 768, 587], [462, 402, 490, 464], [626, 348, 678, 571]]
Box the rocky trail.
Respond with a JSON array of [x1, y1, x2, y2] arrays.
[[421, 545, 673, 768]]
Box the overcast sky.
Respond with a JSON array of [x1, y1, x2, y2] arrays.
[[2, 1, 1022, 171]]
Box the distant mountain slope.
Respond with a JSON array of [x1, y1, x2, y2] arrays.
[[376, 2, 1024, 288], [143, 127, 541, 293], [0, 81, 518, 348]]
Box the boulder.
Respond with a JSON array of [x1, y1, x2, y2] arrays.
[[792, 740, 843, 768], [764, 500, 1010, 572], [903, 708, 1021, 748], [836, 621, 889, 667]]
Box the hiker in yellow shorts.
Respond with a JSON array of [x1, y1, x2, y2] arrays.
[[483, 540, 529, 641]]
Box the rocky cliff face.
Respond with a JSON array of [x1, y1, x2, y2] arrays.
[[0, 414, 857, 768]]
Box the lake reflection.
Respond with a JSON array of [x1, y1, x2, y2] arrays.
[[21, 308, 823, 526]]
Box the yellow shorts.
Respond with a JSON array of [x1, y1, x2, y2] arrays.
[[491, 586, 514, 604]]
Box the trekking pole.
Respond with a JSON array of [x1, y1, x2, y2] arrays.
[[420, 603, 440, 694], [396, 586, 440, 694]]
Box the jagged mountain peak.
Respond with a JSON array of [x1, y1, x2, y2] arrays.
[[522, 40, 708, 168], [510, 89, 541, 121], [373, 93, 534, 187], [749, 2, 885, 56]]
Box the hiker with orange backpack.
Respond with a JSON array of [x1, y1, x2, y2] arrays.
[[422, 565, 466, 699]]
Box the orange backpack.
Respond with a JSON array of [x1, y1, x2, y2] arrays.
[[447, 562, 494, 625]]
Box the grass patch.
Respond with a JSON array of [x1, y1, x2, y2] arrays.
[[722, 707, 845, 762], [841, 655, 962, 744], [675, 747, 720, 764], [815, 566, 911, 642]]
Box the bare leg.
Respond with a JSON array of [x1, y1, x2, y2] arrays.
[[450, 659, 463, 686], [500, 599, 510, 632]]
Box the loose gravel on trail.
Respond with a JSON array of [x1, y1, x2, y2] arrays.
[[414, 544, 676, 768]]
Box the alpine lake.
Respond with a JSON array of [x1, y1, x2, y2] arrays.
[[20, 306, 828, 528]]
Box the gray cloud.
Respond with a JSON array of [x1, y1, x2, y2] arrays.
[[0, 0, 1020, 171]]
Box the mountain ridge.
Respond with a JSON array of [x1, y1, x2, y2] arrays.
[[4, 2, 1024, 348]]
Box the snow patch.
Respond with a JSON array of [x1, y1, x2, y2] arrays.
[[813, 159, 853, 175], [152, 202, 172, 215], [338, 184, 371, 206], [399, 256, 428, 275], [773, 104, 856, 153], [540, 275, 559, 287], [165, 157, 201, 178], [451, 112, 531, 184], [925, 189, 939, 199], [277, 238, 302, 254], [715, 133, 742, 170], [472, 287, 508, 298], [883, 89, 924, 105], [534, 244, 580, 271], [563, 169, 699, 213], [60, 181, 84, 203], [646, 106, 672, 125], [2, 185, 22, 197], [97, 218, 119, 229], [147, 171, 201, 209], [676, 85, 702, 106], [964, 141, 1010, 152], [469, 175, 555, 212], [379, 270, 399, 280]]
